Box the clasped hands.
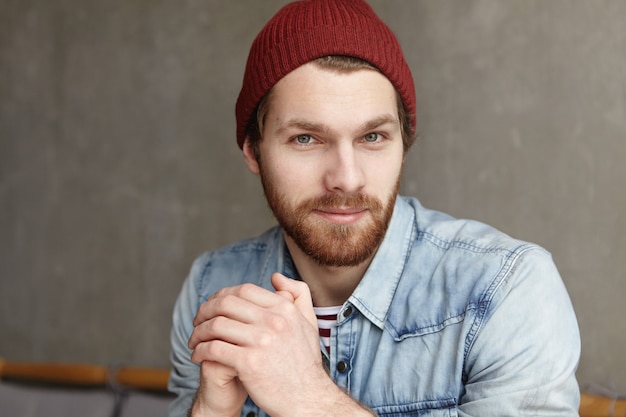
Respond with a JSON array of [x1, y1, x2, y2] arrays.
[[188, 273, 331, 417]]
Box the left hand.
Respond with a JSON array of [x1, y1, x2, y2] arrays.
[[188, 273, 331, 417]]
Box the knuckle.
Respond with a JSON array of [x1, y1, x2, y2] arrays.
[[236, 283, 258, 298], [213, 294, 230, 309], [208, 315, 226, 332], [213, 293, 238, 312], [195, 340, 228, 362], [210, 286, 228, 300], [267, 313, 289, 333], [205, 340, 225, 358], [257, 331, 273, 349]]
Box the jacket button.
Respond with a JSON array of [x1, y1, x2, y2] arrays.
[[342, 306, 353, 318], [336, 361, 348, 373]]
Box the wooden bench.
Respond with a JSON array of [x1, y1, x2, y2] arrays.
[[1, 357, 624, 416]]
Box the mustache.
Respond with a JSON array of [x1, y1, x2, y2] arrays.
[[301, 192, 384, 212]]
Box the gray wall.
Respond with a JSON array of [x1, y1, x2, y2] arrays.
[[1, 0, 624, 394]]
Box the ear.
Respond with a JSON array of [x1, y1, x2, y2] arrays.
[[242, 138, 260, 174]]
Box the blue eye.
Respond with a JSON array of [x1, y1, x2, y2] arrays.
[[364, 132, 380, 142], [295, 134, 313, 144]]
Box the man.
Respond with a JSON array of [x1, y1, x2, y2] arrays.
[[168, 1, 581, 416]]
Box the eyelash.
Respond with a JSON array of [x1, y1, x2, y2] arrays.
[[291, 132, 386, 145]]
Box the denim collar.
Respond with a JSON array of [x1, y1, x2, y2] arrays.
[[348, 197, 416, 329]]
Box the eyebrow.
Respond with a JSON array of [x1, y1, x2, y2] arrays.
[[273, 114, 399, 137]]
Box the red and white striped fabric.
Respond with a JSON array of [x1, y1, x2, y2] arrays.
[[313, 306, 341, 354]]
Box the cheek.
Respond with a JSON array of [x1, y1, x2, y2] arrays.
[[262, 157, 320, 197], [366, 153, 404, 191]]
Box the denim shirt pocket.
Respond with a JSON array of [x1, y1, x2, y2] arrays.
[[371, 397, 457, 417]]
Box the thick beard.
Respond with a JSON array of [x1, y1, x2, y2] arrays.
[[259, 170, 400, 268]]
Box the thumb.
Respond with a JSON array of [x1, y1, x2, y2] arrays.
[[200, 360, 238, 387], [196, 361, 247, 416], [271, 273, 317, 328]]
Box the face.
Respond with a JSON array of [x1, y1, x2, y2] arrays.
[[243, 62, 405, 268]]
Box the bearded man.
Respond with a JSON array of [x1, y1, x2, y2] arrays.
[[167, 1, 580, 416]]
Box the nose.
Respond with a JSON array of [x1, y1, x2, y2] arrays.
[[323, 142, 365, 194]]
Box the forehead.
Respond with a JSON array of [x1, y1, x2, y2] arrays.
[[264, 62, 399, 128]]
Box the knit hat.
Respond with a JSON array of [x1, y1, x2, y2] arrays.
[[235, 0, 416, 149]]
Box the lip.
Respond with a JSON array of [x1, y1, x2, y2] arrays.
[[312, 207, 368, 225]]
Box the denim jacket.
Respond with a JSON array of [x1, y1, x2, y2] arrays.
[[168, 196, 580, 416]]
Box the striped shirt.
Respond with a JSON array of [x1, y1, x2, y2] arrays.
[[313, 305, 341, 354]]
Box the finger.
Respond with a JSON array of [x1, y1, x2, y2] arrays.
[[271, 273, 317, 328], [193, 292, 253, 327], [188, 315, 252, 350], [193, 284, 280, 327], [191, 339, 241, 367]]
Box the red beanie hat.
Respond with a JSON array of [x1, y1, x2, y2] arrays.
[[235, 0, 416, 149]]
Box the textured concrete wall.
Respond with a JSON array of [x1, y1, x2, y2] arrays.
[[1, 0, 624, 393]]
